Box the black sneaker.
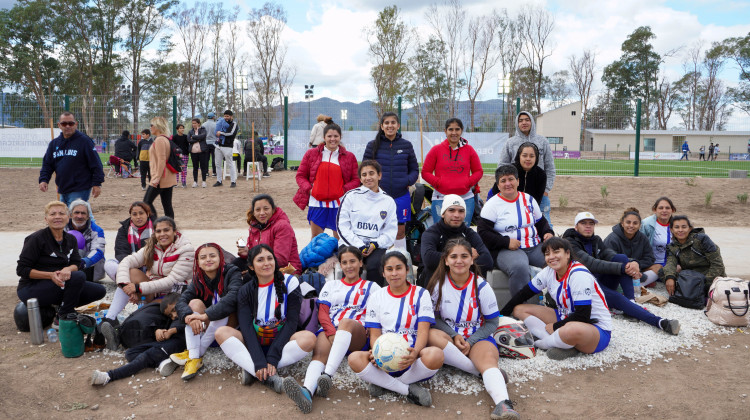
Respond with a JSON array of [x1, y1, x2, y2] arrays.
[[262, 172, 271, 178], [406, 383, 431, 407], [99, 321, 120, 351], [241, 369, 256, 385], [546, 347, 580, 360], [213, 181, 222, 187], [660, 319, 680, 335], [316, 373, 333, 397], [491, 399, 520, 420], [264, 374, 283, 394], [230, 182, 236, 188], [368, 383, 386, 398]]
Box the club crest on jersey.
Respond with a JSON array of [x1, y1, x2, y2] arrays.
[[380, 211, 387, 220], [585, 288, 591, 295], [369, 310, 375, 318]]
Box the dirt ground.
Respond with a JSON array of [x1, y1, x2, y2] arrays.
[[2, 167, 750, 418]]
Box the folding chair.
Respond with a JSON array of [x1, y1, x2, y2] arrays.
[[246, 161, 263, 181]]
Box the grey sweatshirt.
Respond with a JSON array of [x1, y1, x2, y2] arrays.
[[498, 111, 556, 192]]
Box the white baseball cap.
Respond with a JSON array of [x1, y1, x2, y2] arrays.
[[574, 212, 598, 225], [440, 194, 466, 216]]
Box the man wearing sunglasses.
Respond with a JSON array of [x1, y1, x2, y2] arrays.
[[39, 112, 104, 206]]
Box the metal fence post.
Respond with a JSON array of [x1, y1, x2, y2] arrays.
[[1, 92, 4, 127], [604, 144, 606, 160], [628, 144, 631, 160], [283, 96, 288, 170], [397, 96, 402, 133], [634, 98, 642, 176], [64, 95, 70, 112], [172, 96, 177, 135]]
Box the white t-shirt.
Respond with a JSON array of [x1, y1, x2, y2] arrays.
[[652, 220, 671, 265], [318, 278, 381, 327], [480, 192, 543, 248], [365, 285, 435, 348], [431, 273, 500, 339], [528, 262, 612, 331], [255, 274, 300, 327]]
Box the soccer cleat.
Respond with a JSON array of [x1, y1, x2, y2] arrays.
[[230, 182, 236, 188], [241, 369, 256, 386], [283, 376, 313, 414], [660, 319, 681, 336], [158, 358, 178, 377], [406, 383, 432, 407], [546, 347, 580, 360], [316, 373, 333, 397], [368, 383, 386, 398], [181, 358, 203, 380], [213, 181, 222, 187], [90, 370, 110, 386], [170, 350, 190, 366], [491, 399, 520, 420], [99, 321, 119, 351], [264, 374, 284, 393]]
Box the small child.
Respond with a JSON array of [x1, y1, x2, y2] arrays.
[[90, 293, 186, 386]]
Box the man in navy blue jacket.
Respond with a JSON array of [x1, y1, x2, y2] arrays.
[[39, 112, 104, 206]]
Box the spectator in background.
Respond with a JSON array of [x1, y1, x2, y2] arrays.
[[708, 142, 714, 160], [38, 112, 104, 206], [698, 145, 706, 161], [202, 112, 218, 176], [138, 129, 154, 191], [188, 118, 208, 188], [143, 117, 176, 219], [65, 199, 106, 283], [679, 139, 690, 161], [498, 111, 556, 228], [244, 133, 269, 178], [172, 124, 189, 188], [114, 130, 137, 171], [309, 114, 329, 148], [713, 143, 720, 160], [214, 110, 238, 188]]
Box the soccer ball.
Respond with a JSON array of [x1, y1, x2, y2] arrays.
[[372, 333, 410, 372], [493, 316, 536, 359]]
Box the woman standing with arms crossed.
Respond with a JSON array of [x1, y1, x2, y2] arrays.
[[187, 118, 209, 188], [363, 112, 419, 249], [421, 118, 483, 226], [143, 117, 176, 218]]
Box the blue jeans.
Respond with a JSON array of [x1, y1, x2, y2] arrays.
[[59, 190, 91, 207], [540, 194, 552, 230], [431, 196, 476, 227], [595, 254, 661, 328]]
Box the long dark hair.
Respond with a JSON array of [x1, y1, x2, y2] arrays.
[[338, 245, 364, 276], [193, 243, 226, 299], [372, 112, 400, 156], [427, 238, 481, 312], [380, 250, 408, 275], [247, 244, 287, 315], [143, 216, 177, 271], [246, 194, 276, 225]]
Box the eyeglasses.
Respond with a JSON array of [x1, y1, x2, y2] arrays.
[[59, 121, 76, 127]]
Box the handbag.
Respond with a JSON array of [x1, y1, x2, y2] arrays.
[[705, 277, 750, 326], [668, 269, 706, 309], [191, 142, 201, 154]]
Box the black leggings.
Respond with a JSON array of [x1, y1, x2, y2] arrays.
[[207, 144, 216, 174], [107, 338, 186, 381], [139, 161, 151, 188], [17, 271, 106, 316], [190, 152, 208, 182], [143, 185, 174, 219]]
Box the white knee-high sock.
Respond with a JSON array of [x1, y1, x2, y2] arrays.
[[641, 270, 658, 287], [443, 342, 480, 375], [482, 368, 510, 404], [277, 340, 310, 369], [523, 315, 550, 340], [303, 360, 325, 394], [220, 336, 256, 377], [199, 317, 228, 356], [106, 288, 130, 320], [397, 358, 439, 385], [394, 238, 406, 250], [357, 363, 409, 395], [534, 329, 574, 350], [185, 315, 201, 359], [324, 330, 352, 376]]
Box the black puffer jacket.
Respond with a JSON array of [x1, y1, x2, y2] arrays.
[[562, 228, 626, 276], [176, 264, 243, 322], [603, 224, 655, 271]]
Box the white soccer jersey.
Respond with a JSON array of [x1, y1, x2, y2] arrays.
[[318, 278, 381, 327], [365, 284, 435, 348], [652, 220, 671, 265], [255, 274, 300, 327], [337, 186, 398, 249], [431, 273, 500, 339], [480, 192, 543, 248], [528, 261, 612, 331]]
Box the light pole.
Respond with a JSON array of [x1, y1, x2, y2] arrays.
[[237, 74, 248, 135], [340, 109, 347, 131], [497, 74, 510, 133], [120, 84, 131, 134], [305, 84, 314, 130]]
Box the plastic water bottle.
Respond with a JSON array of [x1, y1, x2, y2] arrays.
[[538, 295, 545, 306], [46, 328, 58, 343], [138, 296, 146, 309], [633, 277, 642, 297]]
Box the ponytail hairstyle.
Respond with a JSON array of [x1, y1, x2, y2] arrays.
[[427, 238, 481, 313], [143, 216, 177, 271], [338, 245, 365, 276], [192, 243, 226, 300], [372, 112, 400, 156], [247, 244, 287, 317], [620, 207, 642, 224]]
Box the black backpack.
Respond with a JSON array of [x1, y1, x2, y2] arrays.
[[117, 302, 172, 348], [164, 136, 182, 174], [669, 269, 707, 309]]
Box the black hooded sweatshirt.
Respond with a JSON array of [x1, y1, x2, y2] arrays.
[[489, 142, 546, 205]]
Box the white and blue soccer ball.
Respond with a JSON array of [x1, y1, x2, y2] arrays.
[[373, 333, 410, 372]]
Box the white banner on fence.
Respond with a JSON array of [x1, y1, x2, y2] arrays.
[[0, 128, 59, 158], [629, 151, 683, 160], [286, 130, 508, 165]]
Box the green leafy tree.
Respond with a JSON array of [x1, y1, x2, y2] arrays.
[[723, 32, 750, 116], [407, 37, 451, 131]]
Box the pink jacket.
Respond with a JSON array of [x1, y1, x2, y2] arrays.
[[421, 139, 483, 195], [247, 207, 302, 275], [293, 143, 359, 210]]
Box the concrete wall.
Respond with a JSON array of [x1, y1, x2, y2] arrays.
[[584, 130, 750, 155], [536, 101, 582, 152]]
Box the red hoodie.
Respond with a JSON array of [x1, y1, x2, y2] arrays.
[[421, 139, 483, 195], [247, 207, 302, 275]]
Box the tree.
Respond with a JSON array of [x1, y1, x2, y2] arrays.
[[518, 5, 555, 115], [675, 43, 732, 130], [721, 33, 750, 116], [654, 77, 681, 129], [207, 3, 226, 113], [366, 5, 413, 119], [172, 2, 209, 118], [586, 90, 634, 131], [463, 12, 500, 132], [496, 9, 524, 133], [407, 37, 450, 131], [547, 70, 571, 109], [224, 6, 243, 113], [141, 38, 185, 120], [568, 49, 596, 148], [425, 0, 466, 117], [512, 67, 548, 113]]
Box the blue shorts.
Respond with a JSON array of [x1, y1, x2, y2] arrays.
[[393, 192, 411, 223], [307, 206, 338, 230], [592, 325, 611, 354]]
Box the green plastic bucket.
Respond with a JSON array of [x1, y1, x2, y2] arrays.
[[58, 319, 84, 358]]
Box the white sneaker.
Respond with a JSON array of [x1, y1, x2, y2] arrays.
[[192, 182, 198, 188], [201, 181, 206, 188], [158, 358, 178, 377], [90, 370, 110, 386]]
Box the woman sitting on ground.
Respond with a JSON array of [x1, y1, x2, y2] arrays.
[[215, 244, 315, 393], [639, 196, 677, 284], [104, 201, 155, 283], [17, 201, 106, 321], [664, 215, 726, 298], [336, 160, 398, 287], [604, 208, 656, 285], [500, 237, 612, 360], [427, 238, 518, 420], [246, 194, 301, 275], [103, 216, 193, 323], [477, 164, 553, 297]]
